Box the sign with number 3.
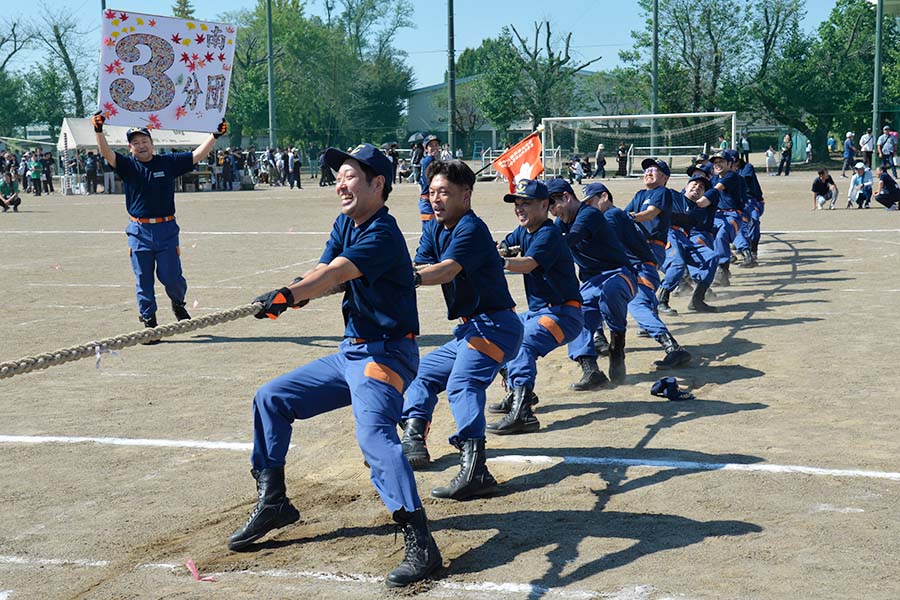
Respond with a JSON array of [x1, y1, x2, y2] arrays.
[[97, 9, 237, 133]]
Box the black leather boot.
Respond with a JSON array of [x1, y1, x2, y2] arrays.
[[172, 301, 191, 321], [400, 418, 430, 468], [656, 286, 678, 315], [688, 281, 717, 312], [385, 507, 442, 587], [592, 328, 610, 356], [488, 389, 538, 414], [431, 438, 499, 500], [570, 356, 609, 391], [738, 249, 756, 268], [228, 467, 300, 551], [140, 314, 160, 346], [713, 263, 730, 287], [608, 330, 626, 384], [486, 386, 539, 435], [653, 331, 692, 369]]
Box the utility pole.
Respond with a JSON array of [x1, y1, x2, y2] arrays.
[[873, 0, 884, 136], [447, 0, 456, 152], [650, 0, 659, 155], [266, 0, 276, 148]]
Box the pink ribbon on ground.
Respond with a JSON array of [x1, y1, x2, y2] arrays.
[[185, 559, 216, 582]]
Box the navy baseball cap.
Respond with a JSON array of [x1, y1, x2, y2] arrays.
[[695, 152, 709, 162], [545, 178, 575, 199], [126, 127, 152, 142], [503, 178, 549, 203], [687, 163, 712, 177], [710, 150, 734, 163], [641, 157, 671, 176], [323, 143, 393, 193], [687, 173, 711, 190], [583, 181, 613, 202], [424, 134, 441, 146]]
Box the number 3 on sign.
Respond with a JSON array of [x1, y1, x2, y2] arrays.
[[109, 33, 176, 112]]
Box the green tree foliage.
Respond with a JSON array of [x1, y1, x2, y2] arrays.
[[0, 69, 26, 136], [225, 0, 413, 149], [473, 30, 524, 142], [24, 65, 71, 140], [171, 0, 196, 19]]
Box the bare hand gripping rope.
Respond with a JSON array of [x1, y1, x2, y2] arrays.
[[0, 302, 264, 380]]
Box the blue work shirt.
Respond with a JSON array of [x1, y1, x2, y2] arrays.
[[115, 152, 193, 218], [418, 155, 435, 217], [320, 206, 419, 340], [711, 171, 743, 210], [502, 220, 581, 312], [554, 202, 631, 280], [414, 211, 515, 320], [739, 163, 764, 201], [672, 189, 719, 234], [603, 205, 656, 265], [623, 186, 671, 246]]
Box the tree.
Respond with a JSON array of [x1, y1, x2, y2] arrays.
[[24, 65, 71, 140], [431, 81, 486, 151], [0, 19, 32, 72], [29, 6, 91, 117], [508, 21, 602, 128], [171, 0, 196, 19], [0, 69, 26, 136], [469, 30, 524, 142]]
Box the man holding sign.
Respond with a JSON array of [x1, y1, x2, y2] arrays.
[[92, 112, 223, 335]]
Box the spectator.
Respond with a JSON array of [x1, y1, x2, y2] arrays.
[[267, 148, 279, 186], [615, 142, 628, 176], [84, 151, 99, 194], [811, 169, 838, 210], [827, 135, 836, 153], [593, 143, 606, 178], [776, 134, 792, 176], [439, 144, 452, 161], [410, 142, 424, 183], [841, 132, 857, 178], [223, 149, 235, 191], [19, 154, 30, 192], [718, 134, 729, 150], [1, 171, 22, 212], [397, 158, 412, 181], [387, 143, 399, 183], [805, 140, 812, 163], [859, 128, 874, 168], [289, 147, 302, 189], [874, 165, 900, 210], [29, 153, 43, 196], [740, 135, 750, 162], [847, 162, 873, 209], [765, 145, 777, 175], [102, 155, 115, 193], [235, 149, 246, 188], [455, 147, 463, 159], [877, 125, 897, 178], [40, 151, 54, 194], [568, 157, 583, 184], [279, 147, 289, 186]]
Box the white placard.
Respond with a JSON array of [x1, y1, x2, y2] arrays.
[[97, 9, 237, 133]]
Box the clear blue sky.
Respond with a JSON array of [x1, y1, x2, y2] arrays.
[[21, 0, 837, 88]]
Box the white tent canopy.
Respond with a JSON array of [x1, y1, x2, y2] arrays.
[[56, 118, 210, 152]]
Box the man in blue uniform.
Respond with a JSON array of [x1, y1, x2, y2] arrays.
[[660, 174, 720, 312], [417, 135, 441, 227], [590, 166, 692, 371], [488, 179, 584, 434], [735, 156, 764, 267], [546, 179, 636, 390], [710, 150, 746, 286], [400, 159, 523, 499], [92, 112, 222, 336], [231, 144, 440, 588]]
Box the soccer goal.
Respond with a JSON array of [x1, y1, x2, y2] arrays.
[[541, 111, 736, 178]]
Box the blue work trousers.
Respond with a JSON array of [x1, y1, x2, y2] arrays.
[[126, 220, 187, 320], [251, 337, 422, 514], [628, 262, 670, 340], [713, 210, 741, 265], [505, 304, 583, 390], [402, 310, 523, 443], [662, 228, 718, 289], [567, 268, 636, 360]]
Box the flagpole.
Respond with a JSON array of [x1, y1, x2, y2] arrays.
[[473, 125, 544, 176]]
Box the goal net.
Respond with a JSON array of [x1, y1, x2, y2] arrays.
[[541, 111, 736, 178]]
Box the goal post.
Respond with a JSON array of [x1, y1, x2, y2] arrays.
[[540, 111, 737, 178]]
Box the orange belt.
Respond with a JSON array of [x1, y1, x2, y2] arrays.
[[130, 215, 175, 224], [649, 239, 666, 247], [460, 308, 515, 324], [672, 225, 688, 234], [553, 300, 582, 309], [350, 332, 415, 344]]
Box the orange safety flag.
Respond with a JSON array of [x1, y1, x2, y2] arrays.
[[492, 132, 544, 193]]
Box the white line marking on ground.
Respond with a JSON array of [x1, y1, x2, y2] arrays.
[[0, 555, 109, 568], [0, 591, 11, 600], [26, 283, 247, 289], [810, 504, 865, 514], [855, 237, 900, 246], [213, 259, 319, 284], [1, 436, 899, 482], [767, 228, 900, 234]]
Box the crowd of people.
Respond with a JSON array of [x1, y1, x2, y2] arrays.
[[0, 148, 58, 209]]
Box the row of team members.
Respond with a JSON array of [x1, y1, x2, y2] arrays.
[[231, 144, 763, 587]]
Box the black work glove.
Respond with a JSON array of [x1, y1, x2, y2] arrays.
[[213, 119, 227, 139], [254, 287, 298, 319], [91, 111, 106, 133], [497, 240, 519, 257]]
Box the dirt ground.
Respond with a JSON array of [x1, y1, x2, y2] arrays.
[[2, 170, 900, 600]]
